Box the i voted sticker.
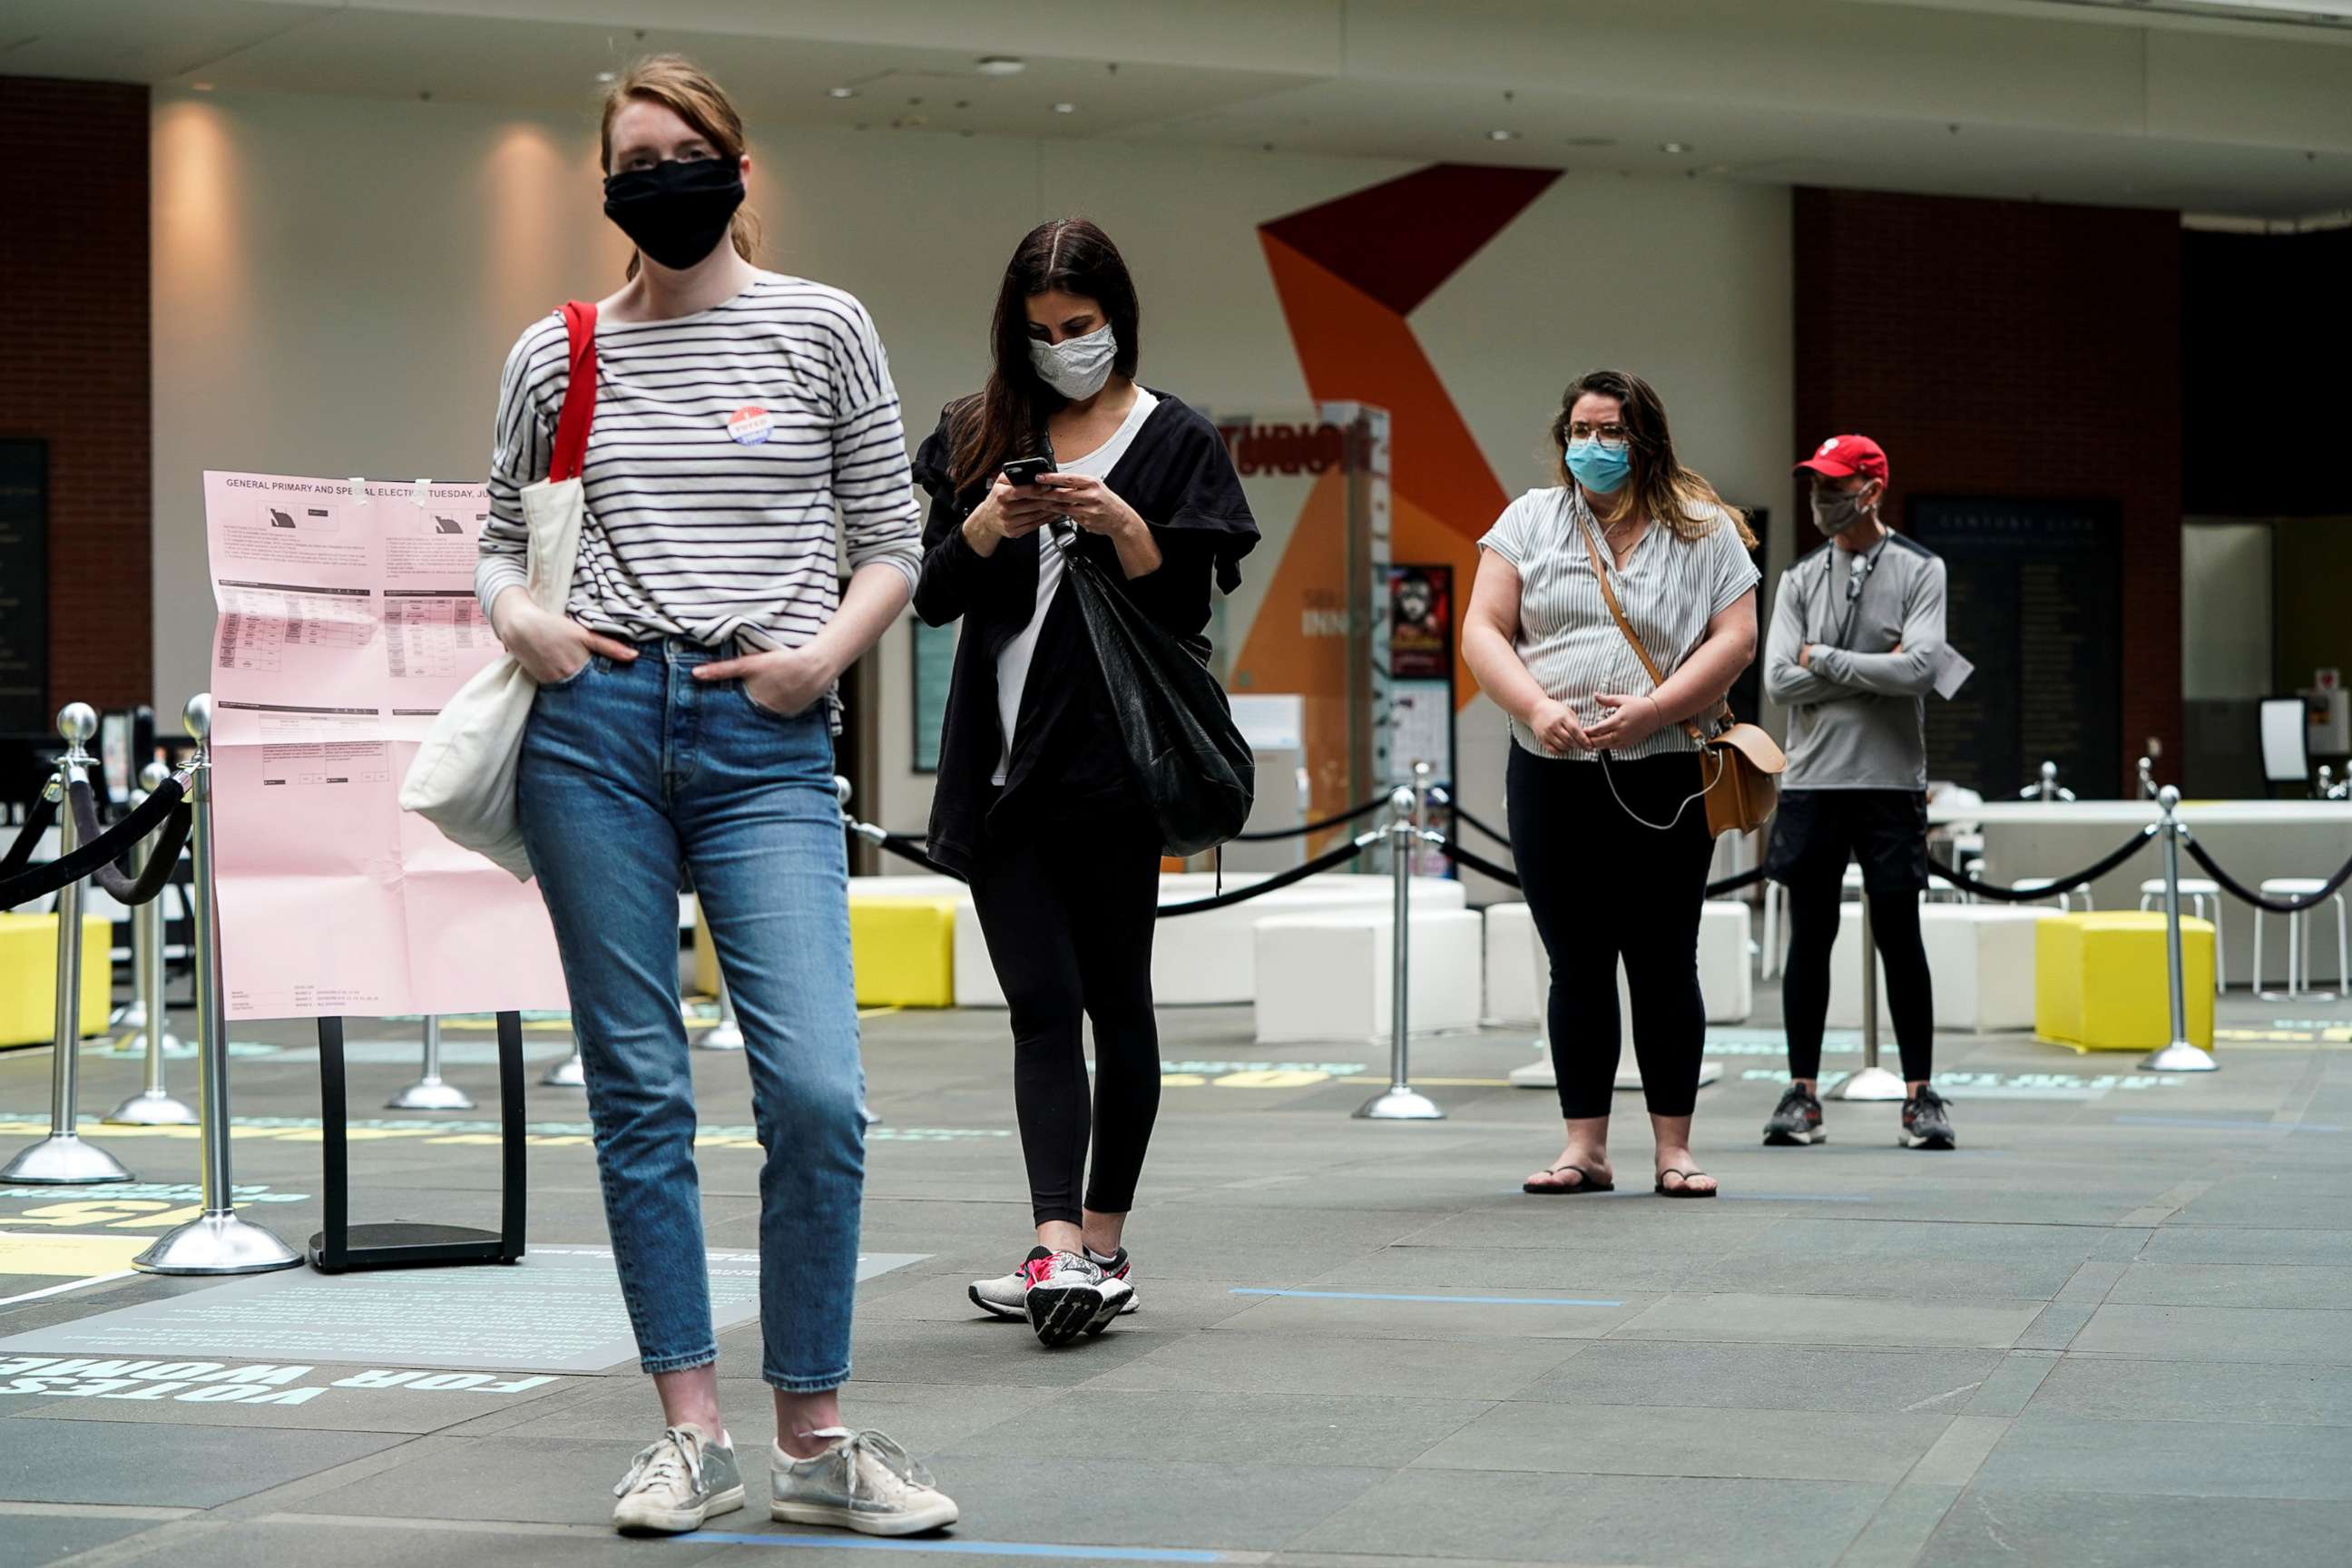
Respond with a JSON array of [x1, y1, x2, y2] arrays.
[[727, 405, 773, 445]]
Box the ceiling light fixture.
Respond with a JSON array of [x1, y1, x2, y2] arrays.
[[1488, 129, 1518, 142], [1660, 141, 1690, 153], [828, 86, 858, 99], [975, 56, 1027, 75], [1053, 102, 1077, 114]]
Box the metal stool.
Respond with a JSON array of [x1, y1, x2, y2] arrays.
[[2138, 877, 2226, 991], [2255, 878, 2348, 1003], [2012, 876, 2092, 913]]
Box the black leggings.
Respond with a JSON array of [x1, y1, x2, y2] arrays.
[[1780, 879, 1935, 1083], [969, 816, 1163, 1227], [1508, 747, 1719, 1120]]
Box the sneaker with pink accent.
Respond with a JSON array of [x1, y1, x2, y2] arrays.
[[1024, 1250, 1109, 1347]]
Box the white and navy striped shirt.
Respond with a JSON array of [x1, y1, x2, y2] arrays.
[[1479, 485, 1759, 761], [476, 271, 922, 655]]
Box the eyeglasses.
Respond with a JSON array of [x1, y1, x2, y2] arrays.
[[1566, 422, 1632, 448]]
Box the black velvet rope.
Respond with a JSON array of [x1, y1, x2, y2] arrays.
[[1231, 797, 1390, 842], [1925, 826, 2156, 903], [0, 774, 190, 911], [0, 789, 58, 879], [67, 779, 191, 906], [870, 832, 962, 881], [1708, 867, 1767, 897], [2182, 837, 2352, 915], [1446, 842, 1523, 889], [1447, 802, 1514, 852], [1155, 836, 1374, 916]]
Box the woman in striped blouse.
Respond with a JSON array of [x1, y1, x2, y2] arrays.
[[480, 57, 955, 1539], [1463, 369, 1759, 1201]]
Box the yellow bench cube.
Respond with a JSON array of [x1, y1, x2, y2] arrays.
[[2035, 911, 2214, 1053], [691, 896, 957, 1011], [0, 913, 116, 1049]]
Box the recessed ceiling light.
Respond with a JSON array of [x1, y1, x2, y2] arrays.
[[1053, 102, 1077, 114], [594, 72, 616, 84], [827, 86, 858, 100], [1487, 129, 1518, 142], [1660, 141, 1690, 153], [975, 56, 1027, 76]]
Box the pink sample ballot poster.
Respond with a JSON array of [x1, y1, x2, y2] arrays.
[[202, 470, 568, 1020]]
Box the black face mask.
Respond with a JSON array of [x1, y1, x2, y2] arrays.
[[602, 157, 745, 271]]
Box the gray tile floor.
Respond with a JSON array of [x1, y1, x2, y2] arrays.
[[3, 985, 2349, 1565]]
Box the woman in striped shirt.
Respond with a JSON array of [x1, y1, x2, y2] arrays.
[[1463, 369, 1759, 1201], [480, 57, 955, 1539]]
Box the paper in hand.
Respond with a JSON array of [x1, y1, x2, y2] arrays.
[[1929, 644, 1975, 701]]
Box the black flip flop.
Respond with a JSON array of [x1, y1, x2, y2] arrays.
[[1653, 1168, 1718, 1199], [1523, 1163, 1615, 1196]]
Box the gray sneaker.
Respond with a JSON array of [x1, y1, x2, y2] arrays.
[[770, 1427, 959, 1536], [612, 1424, 744, 1535]]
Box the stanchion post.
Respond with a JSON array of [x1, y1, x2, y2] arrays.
[[3, 706, 135, 1182], [133, 694, 300, 1275], [1831, 885, 1906, 1102], [1355, 786, 1443, 1121], [2141, 786, 2219, 1073], [387, 1014, 475, 1110], [107, 761, 198, 1126]]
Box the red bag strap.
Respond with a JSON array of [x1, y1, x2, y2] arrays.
[[548, 300, 598, 484]]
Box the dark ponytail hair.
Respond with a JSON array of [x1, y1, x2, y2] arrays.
[[947, 218, 1142, 491]]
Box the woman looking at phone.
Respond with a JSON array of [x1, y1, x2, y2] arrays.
[[912, 217, 1257, 1348]]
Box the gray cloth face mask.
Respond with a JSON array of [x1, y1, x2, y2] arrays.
[[1810, 486, 1874, 536], [1028, 323, 1117, 400]]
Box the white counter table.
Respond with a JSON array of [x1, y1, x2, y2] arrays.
[[1927, 799, 2352, 990]]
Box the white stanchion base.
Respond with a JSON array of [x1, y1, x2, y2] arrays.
[[111, 999, 147, 1029], [696, 1023, 746, 1052], [1509, 1039, 1722, 1092], [133, 1211, 302, 1276], [2141, 1041, 2220, 1073], [541, 1051, 586, 1088], [104, 1088, 199, 1126], [1831, 1065, 1908, 1102], [386, 1075, 475, 1111], [1354, 1085, 1446, 1120], [0, 1132, 134, 1183]]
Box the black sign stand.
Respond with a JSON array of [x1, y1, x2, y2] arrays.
[[309, 1011, 527, 1272]]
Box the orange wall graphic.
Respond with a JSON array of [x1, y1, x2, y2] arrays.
[[1240, 164, 1561, 708]]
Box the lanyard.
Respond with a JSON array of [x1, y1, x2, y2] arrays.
[[1829, 535, 1891, 650]]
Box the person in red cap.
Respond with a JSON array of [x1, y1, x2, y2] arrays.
[[1760, 435, 1957, 1151]]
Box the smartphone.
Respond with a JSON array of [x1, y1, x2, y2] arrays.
[[1000, 456, 1053, 487]]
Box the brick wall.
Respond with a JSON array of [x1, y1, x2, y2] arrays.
[[0, 76, 151, 715], [1792, 188, 2182, 796]]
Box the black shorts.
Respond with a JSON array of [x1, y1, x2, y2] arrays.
[[1764, 789, 1928, 896]]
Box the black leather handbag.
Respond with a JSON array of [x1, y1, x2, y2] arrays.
[[1055, 530, 1255, 857]]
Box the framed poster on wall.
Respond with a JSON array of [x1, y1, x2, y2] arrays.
[[909, 617, 956, 774], [1908, 495, 2122, 796]]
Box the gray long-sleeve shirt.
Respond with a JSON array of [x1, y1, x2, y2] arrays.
[[1763, 531, 1946, 791]]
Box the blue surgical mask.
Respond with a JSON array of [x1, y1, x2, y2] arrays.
[[1564, 437, 1632, 495]]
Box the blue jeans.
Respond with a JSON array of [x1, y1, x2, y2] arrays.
[[517, 640, 864, 1391]]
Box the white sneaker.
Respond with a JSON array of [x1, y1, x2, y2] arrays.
[[611, 1424, 744, 1535], [1024, 1250, 1109, 1348], [770, 1427, 959, 1536]]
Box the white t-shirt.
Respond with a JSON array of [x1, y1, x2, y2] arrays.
[[993, 388, 1161, 785]]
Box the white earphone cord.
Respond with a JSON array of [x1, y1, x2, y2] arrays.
[[1600, 743, 1726, 833]]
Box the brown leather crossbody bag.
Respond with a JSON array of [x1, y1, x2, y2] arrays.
[[1575, 512, 1785, 838]]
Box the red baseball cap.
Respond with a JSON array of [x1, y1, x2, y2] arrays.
[[1795, 434, 1888, 484]]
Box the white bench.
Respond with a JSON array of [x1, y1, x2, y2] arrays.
[[1824, 900, 2057, 1033], [1252, 906, 1485, 1044], [1485, 899, 1752, 1025], [849, 871, 1465, 1008]]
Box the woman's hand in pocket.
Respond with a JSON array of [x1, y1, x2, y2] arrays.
[[489, 589, 636, 684], [696, 645, 838, 717]]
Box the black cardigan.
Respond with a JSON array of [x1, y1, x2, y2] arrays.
[[911, 392, 1258, 876]]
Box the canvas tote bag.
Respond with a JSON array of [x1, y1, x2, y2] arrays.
[[397, 299, 597, 880]]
